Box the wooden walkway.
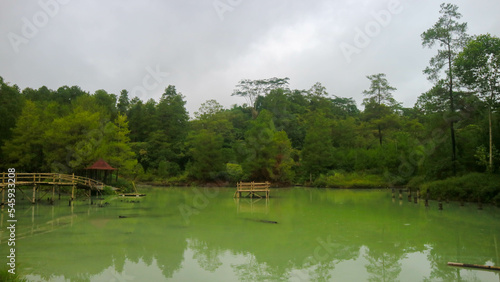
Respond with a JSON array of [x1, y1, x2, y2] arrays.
[[234, 181, 270, 199], [0, 172, 105, 204]]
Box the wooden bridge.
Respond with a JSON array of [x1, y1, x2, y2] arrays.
[[234, 181, 270, 199], [0, 173, 105, 204]]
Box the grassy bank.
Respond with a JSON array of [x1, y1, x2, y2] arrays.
[[309, 171, 389, 188], [415, 173, 500, 205]]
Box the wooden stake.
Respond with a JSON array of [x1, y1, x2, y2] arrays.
[[72, 173, 75, 201], [32, 184, 36, 204]]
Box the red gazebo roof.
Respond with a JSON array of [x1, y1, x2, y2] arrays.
[[85, 159, 116, 170]]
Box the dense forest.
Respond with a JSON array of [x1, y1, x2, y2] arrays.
[[1, 4, 499, 202]]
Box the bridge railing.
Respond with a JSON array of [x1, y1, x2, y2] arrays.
[[0, 173, 104, 190]]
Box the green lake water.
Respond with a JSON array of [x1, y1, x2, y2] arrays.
[[1, 187, 500, 281]]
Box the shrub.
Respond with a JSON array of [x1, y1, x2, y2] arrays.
[[421, 173, 500, 203], [312, 171, 387, 188]]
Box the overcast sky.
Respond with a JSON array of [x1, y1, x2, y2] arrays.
[[1, 0, 499, 116]]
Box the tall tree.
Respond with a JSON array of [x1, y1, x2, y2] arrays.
[[301, 112, 334, 181], [421, 2, 469, 174], [186, 129, 225, 181], [157, 85, 189, 140], [149, 85, 190, 174], [0, 77, 24, 160], [117, 89, 130, 114], [94, 89, 118, 120], [231, 77, 289, 110], [455, 34, 500, 172], [362, 73, 398, 106], [2, 100, 44, 172], [308, 82, 329, 98], [362, 73, 398, 145], [237, 110, 294, 182]]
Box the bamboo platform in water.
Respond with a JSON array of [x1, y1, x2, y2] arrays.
[[234, 181, 270, 199]]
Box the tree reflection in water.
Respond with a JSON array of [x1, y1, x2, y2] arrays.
[[3, 188, 500, 281]]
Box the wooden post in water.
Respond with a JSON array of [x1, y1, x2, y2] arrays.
[[425, 193, 429, 207], [71, 173, 75, 202], [32, 184, 36, 204], [399, 189, 402, 200], [408, 188, 412, 202], [1, 187, 4, 206]]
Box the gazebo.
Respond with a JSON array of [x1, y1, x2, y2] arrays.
[[85, 159, 116, 184]]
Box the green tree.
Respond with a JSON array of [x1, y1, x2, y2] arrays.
[[421, 2, 469, 174], [55, 85, 88, 105], [95, 114, 137, 174], [94, 89, 118, 120], [362, 73, 398, 145], [117, 89, 130, 114], [148, 86, 189, 175], [270, 130, 295, 182], [194, 99, 224, 119], [237, 110, 294, 182], [2, 100, 44, 172], [232, 77, 289, 110], [301, 112, 333, 180], [192, 100, 234, 147], [455, 34, 500, 171], [226, 163, 244, 182], [128, 98, 158, 142], [362, 73, 398, 106], [157, 85, 189, 140], [238, 110, 277, 180], [186, 129, 225, 181], [0, 78, 24, 161], [43, 105, 103, 172]]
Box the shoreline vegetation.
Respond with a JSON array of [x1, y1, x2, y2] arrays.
[[126, 171, 500, 206]]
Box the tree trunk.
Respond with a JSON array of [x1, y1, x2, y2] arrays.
[[489, 106, 493, 172], [448, 46, 457, 175], [378, 124, 383, 146]]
